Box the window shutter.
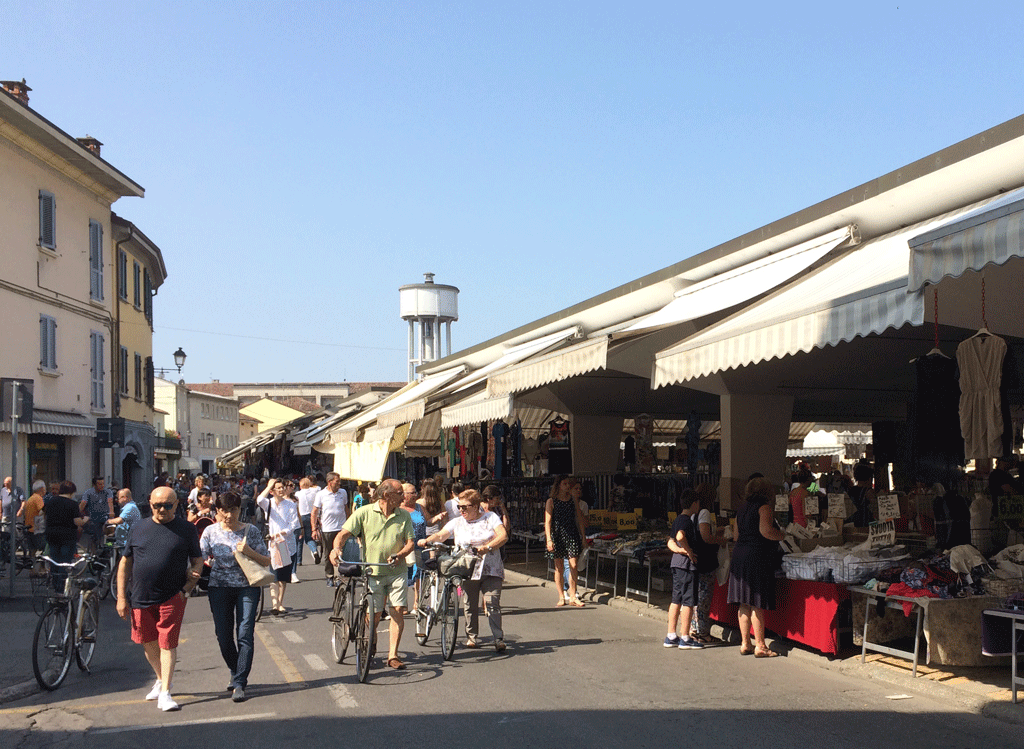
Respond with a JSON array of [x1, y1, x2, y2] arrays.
[[89, 221, 104, 300], [143, 269, 153, 323], [39, 317, 47, 367], [145, 357, 155, 407], [119, 250, 128, 299], [133, 262, 141, 307], [39, 191, 56, 248]]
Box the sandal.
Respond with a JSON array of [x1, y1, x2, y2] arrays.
[[739, 645, 755, 655], [754, 648, 779, 658], [568, 598, 585, 608], [387, 657, 406, 670], [555, 599, 566, 607]]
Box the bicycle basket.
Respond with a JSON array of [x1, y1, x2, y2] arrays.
[[438, 551, 478, 578]]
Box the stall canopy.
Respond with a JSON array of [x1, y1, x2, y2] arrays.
[[652, 198, 1005, 388], [623, 226, 857, 332], [486, 335, 610, 398], [0, 409, 95, 437], [909, 186, 1024, 292]]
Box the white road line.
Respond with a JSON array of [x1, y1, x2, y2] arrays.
[[91, 713, 277, 734], [328, 683, 357, 709], [281, 630, 304, 643], [303, 653, 329, 671]]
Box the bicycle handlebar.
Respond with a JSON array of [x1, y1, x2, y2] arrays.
[[40, 555, 93, 569]]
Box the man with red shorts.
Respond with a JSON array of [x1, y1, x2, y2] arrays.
[[117, 486, 203, 711]]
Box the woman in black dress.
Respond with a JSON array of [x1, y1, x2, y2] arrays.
[[727, 477, 784, 657], [545, 475, 586, 607]]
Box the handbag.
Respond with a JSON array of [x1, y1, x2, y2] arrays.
[[439, 549, 479, 578], [233, 525, 275, 587]]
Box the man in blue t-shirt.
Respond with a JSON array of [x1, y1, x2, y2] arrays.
[[664, 490, 702, 650]]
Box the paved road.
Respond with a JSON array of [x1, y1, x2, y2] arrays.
[[1, 561, 1020, 748]]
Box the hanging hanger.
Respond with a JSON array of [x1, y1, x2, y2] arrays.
[[911, 288, 949, 361], [968, 276, 991, 339]]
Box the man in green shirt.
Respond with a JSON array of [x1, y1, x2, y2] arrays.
[[330, 478, 414, 669]]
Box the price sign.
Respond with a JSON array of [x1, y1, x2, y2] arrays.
[[667, 512, 678, 523], [804, 495, 820, 516], [616, 512, 638, 531], [867, 519, 897, 548], [997, 495, 1024, 522], [775, 494, 789, 512], [827, 493, 847, 519], [633, 507, 643, 518], [877, 494, 900, 522]]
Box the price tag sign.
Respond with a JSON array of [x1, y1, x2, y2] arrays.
[[827, 493, 847, 519], [667, 511, 678, 523], [868, 519, 897, 548], [616, 512, 638, 532], [590, 509, 605, 527], [775, 494, 789, 512], [633, 507, 643, 518], [877, 494, 900, 522], [804, 495, 820, 516], [997, 495, 1024, 522]]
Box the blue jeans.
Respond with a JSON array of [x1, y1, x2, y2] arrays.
[[298, 514, 318, 565], [207, 586, 260, 689]]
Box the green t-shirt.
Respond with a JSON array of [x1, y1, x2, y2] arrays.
[[343, 502, 414, 576]]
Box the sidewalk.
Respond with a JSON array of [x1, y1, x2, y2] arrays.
[[503, 560, 1024, 727], [0, 570, 47, 704]]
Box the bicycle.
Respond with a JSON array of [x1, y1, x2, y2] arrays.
[[420, 543, 479, 660], [90, 533, 121, 601], [32, 554, 101, 690], [414, 550, 444, 646], [327, 560, 391, 682], [1, 519, 36, 576]]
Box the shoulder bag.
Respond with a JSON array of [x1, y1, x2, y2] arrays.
[[233, 524, 275, 587]]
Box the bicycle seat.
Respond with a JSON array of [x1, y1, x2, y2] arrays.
[[79, 575, 99, 591], [421, 558, 439, 571], [336, 562, 362, 577]]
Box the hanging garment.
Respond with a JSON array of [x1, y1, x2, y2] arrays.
[[912, 354, 964, 471], [956, 334, 1007, 460], [492, 420, 510, 479]]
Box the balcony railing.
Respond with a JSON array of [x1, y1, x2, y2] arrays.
[[154, 436, 182, 454]]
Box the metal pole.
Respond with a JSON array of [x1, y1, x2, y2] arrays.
[[8, 379, 19, 598]]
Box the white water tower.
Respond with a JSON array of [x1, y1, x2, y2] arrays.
[[400, 273, 459, 381]]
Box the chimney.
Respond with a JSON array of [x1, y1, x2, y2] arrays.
[[77, 135, 103, 157], [0, 78, 31, 105]]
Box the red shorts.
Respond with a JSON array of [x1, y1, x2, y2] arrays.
[[131, 593, 187, 649]]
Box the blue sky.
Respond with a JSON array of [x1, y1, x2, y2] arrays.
[[5, 2, 1024, 383]]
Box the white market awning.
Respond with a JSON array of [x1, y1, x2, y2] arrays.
[[218, 431, 276, 463], [440, 391, 514, 429], [179, 457, 201, 470], [652, 198, 1012, 387], [624, 226, 857, 332], [908, 187, 1024, 292], [486, 336, 610, 398], [337, 366, 465, 438], [0, 409, 95, 437]]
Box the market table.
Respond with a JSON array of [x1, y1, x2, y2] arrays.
[[709, 578, 850, 655], [981, 608, 1024, 703], [850, 586, 925, 676]]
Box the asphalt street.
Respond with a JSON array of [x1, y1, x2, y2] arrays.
[[1, 559, 1021, 749]]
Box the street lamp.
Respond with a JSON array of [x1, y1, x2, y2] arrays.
[[155, 347, 187, 378]]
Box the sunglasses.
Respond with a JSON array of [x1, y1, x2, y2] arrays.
[[151, 502, 175, 510], [457, 504, 474, 511]]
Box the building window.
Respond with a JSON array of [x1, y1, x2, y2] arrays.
[[118, 249, 128, 299], [89, 220, 104, 301], [39, 191, 56, 250], [119, 346, 129, 395], [133, 261, 141, 308], [143, 269, 153, 324], [90, 331, 105, 409], [39, 315, 57, 371], [134, 353, 142, 398], [144, 357, 154, 407]]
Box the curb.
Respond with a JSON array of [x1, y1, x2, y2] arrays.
[[0, 679, 38, 706], [503, 568, 1024, 727]]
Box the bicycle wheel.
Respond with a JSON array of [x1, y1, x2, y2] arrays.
[[255, 586, 265, 622], [355, 592, 375, 683], [76, 593, 99, 671], [330, 581, 350, 663], [96, 553, 112, 600], [440, 580, 459, 661], [33, 603, 73, 690], [415, 574, 435, 646]]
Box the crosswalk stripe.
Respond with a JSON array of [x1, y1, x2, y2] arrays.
[[303, 653, 329, 671], [282, 630, 304, 643]]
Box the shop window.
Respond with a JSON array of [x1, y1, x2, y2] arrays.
[[89, 220, 104, 301], [39, 190, 56, 250], [39, 315, 57, 371]]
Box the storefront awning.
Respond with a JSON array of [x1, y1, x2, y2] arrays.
[[218, 432, 277, 463], [336, 366, 466, 438], [624, 226, 857, 332], [440, 391, 514, 429], [908, 187, 1024, 292], [0, 409, 95, 437], [651, 200, 999, 387], [179, 457, 201, 470], [486, 336, 610, 398]]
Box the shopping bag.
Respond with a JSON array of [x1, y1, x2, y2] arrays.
[[269, 535, 290, 570]]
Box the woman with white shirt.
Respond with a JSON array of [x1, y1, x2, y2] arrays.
[[256, 478, 301, 614], [419, 489, 509, 652]]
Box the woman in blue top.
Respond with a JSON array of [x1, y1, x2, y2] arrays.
[[199, 492, 270, 702], [401, 483, 427, 611]]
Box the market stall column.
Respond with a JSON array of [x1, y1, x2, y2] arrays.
[[571, 414, 623, 474], [719, 394, 794, 510]]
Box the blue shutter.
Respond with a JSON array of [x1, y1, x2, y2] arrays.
[[39, 191, 56, 249], [89, 220, 103, 300]]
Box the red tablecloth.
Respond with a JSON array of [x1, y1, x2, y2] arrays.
[[710, 578, 850, 655]]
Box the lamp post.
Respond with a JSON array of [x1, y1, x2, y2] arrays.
[[155, 347, 187, 378]]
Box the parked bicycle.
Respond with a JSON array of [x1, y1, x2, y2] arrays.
[[90, 532, 121, 601], [418, 543, 479, 660], [328, 560, 391, 682], [32, 554, 101, 690], [1, 519, 36, 576]]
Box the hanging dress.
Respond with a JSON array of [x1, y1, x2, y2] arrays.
[[956, 334, 1007, 460]]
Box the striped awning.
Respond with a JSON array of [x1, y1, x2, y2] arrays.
[[908, 187, 1024, 292], [440, 391, 514, 429], [486, 336, 610, 398], [0, 409, 94, 437], [335, 366, 465, 439]]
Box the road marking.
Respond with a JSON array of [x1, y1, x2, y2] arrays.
[[91, 712, 276, 734], [256, 628, 304, 683], [282, 630, 304, 644], [328, 683, 357, 709], [303, 653, 329, 671]]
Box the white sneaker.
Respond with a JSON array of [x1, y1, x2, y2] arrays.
[[157, 691, 180, 712], [145, 680, 162, 701], [291, 573, 300, 584]]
